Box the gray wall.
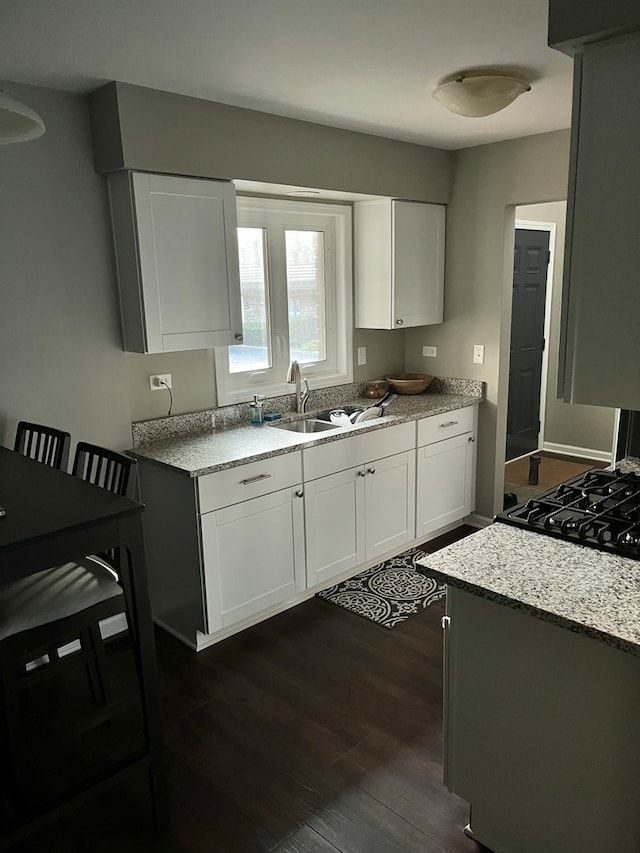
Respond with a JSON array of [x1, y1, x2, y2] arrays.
[[405, 130, 572, 518], [516, 202, 615, 456], [0, 82, 132, 452], [90, 82, 452, 202]]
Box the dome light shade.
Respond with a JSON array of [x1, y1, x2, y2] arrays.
[[433, 72, 530, 118], [0, 91, 46, 144]]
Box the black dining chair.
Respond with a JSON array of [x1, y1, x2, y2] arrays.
[[0, 442, 137, 795], [14, 420, 71, 471]]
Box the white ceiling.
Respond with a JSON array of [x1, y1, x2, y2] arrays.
[[0, 0, 573, 150]]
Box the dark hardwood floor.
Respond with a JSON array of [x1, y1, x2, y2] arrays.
[[16, 525, 486, 853]]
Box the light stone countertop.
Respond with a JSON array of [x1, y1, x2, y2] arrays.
[[417, 523, 640, 655], [129, 389, 482, 477]]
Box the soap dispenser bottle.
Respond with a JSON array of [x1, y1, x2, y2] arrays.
[[249, 394, 266, 424]]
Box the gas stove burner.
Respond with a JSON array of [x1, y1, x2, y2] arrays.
[[545, 508, 595, 533], [581, 483, 627, 501], [584, 494, 625, 513]]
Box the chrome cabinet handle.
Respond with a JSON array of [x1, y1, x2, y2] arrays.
[[358, 469, 366, 477], [367, 467, 376, 475], [240, 473, 272, 485], [441, 615, 451, 630], [468, 436, 476, 443], [234, 333, 243, 341], [295, 489, 304, 498], [396, 318, 404, 326], [439, 420, 459, 429]]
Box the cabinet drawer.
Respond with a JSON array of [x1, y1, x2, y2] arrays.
[[303, 422, 415, 481], [198, 452, 302, 514], [418, 406, 474, 447]]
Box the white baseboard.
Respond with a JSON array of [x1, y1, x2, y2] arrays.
[[541, 441, 612, 463], [465, 512, 493, 528]]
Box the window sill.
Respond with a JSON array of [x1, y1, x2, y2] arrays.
[[216, 369, 354, 407]]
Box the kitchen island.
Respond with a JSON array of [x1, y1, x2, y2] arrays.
[[418, 523, 640, 853]]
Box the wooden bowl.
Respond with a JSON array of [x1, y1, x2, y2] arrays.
[[385, 373, 434, 395]]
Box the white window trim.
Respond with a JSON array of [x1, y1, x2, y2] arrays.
[[215, 197, 353, 406]]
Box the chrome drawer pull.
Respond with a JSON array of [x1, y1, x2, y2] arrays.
[[367, 467, 376, 475], [240, 473, 272, 485], [358, 469, 366, 477], [439, 420, 459, 428]]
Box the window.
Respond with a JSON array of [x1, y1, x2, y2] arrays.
[[216, 197, 352, 405]]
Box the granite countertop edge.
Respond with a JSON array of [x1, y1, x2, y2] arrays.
[[425, 567, 640, 657], [129, 391, 483, 477], [418, 523, 640, 657]]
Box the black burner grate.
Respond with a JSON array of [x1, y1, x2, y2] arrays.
[[496, 469, 640, 559]]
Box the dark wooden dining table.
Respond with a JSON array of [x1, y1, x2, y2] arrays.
[[0, 445, 168, 848]]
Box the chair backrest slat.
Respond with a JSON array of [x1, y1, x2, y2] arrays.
[[14, 421, 71, 472], [72, 442, 135, 499]]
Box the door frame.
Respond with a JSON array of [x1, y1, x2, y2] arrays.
[[508, 218, 557, 462]]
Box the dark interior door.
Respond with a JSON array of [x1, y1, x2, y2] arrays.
[[506, 228, 550, 461]]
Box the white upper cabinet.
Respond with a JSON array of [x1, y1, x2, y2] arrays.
[[354, 199, 445, 329], [108, 172, 243, 353], [559, 34, 640, 409]]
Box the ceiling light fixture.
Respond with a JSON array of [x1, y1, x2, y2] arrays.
[[433, 70, 530, 118], [0, 90, 46, 144]]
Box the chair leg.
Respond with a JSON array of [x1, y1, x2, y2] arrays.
[[80, 624, 109, 706]]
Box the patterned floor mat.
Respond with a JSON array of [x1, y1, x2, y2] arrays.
[[316, 546, 445, 629]]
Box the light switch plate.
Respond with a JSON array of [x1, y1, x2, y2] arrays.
[[473, 345, 485, 365], [422, 346, 437, 357], [357, 346, 367, 366]]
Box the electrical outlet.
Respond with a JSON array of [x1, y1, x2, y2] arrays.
[[357, 346, 367, 366], [422, 346, 437, 357], [473, 345, 485, 365], [150, 373, 172, 391]]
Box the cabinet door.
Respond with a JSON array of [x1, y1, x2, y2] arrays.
[[364, 450, 416, 562], [416, 434, 473, 538], [354, 198, 444, 330], [129, 173, 242, 352], [393, 201, 445, 328], [559, 35, 640, 408], [200, 486, 305, 631], [305, 467, 365, 587]]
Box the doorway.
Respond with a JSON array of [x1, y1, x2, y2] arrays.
[[506, 227, 551, 462]]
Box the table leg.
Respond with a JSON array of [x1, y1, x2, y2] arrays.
[[118, 514, 169, 829]]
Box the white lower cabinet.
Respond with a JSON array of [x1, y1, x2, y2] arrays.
[[138, 408, 477, 649], [305, 448, 416, 588], [200, 485, 305, 632], [416, 408, 477, 538]]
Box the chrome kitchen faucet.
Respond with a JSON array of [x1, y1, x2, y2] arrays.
[[286, 360, 310, 413]]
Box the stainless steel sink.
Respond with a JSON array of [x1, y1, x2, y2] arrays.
[[270, 419, 341, 434]]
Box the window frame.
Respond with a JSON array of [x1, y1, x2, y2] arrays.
[[215, 196, 353, 406]]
